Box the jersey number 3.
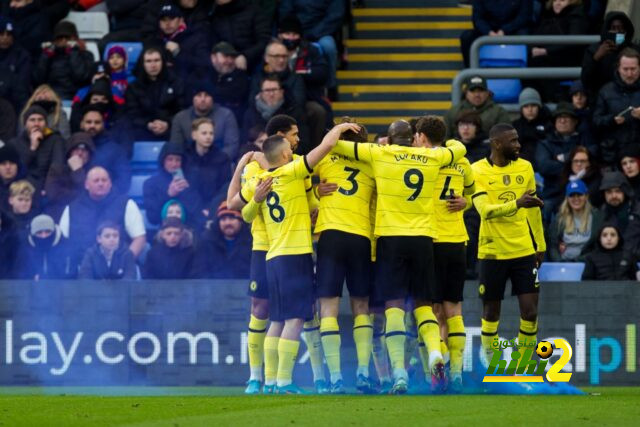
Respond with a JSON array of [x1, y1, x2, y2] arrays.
[[338, 166, 360, 196], [266, 191, 285, 223], [404, 168, 424, 201]]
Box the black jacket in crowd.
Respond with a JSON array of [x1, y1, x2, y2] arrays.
[[0, 97, 17, 143], [78, 243, 137, 280], [33, 43, 96, 100], [470, 0, 532, 34], [143, 230, 196, 279], [3, 0, 53, 59], [106, 0, 149, 32], [511, 107, 552, 168], [289, 40, 329, 103], [279, 0, 345, 41], [0, 42, 31, 111], [191, 65, 250, 125], [582, 225, 638, 280], [183, 141, 232, 206], [532, 4, 590, 67], [8, 128, 65, 191], [193, 220, 252, 279], [0, 211, 18, 279], [455, 133, 489, 165], [12, 227, 75, 280]]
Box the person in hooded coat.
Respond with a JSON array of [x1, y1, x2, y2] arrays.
[[582, 223, 638, 281], [143, 217, 196, 279]]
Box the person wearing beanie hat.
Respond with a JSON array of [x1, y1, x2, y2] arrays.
[[169, 78, 239, 160], [582, 223, 639, 281], [548, 178, 605, 262], [512, 87, 551, 167], [597, 171, 640, 242], [33, 20, 95, 100], [0, 15, 31, 113], [143, 216, 196, 279]]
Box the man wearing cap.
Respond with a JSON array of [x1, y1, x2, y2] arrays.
[[193, 201, 251, 279], [8, 105, 65, 191], [536, 102, 598, 221], [444, 75, 511, 139], [170, 79, 239, 160], [145, 2, 209, 80], [33, 20, 95, 99], [0, 16, 30, 112]]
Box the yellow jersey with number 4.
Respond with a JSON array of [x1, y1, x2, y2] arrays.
[[240, 156, 313, 260], [433, 157, 475, 243]]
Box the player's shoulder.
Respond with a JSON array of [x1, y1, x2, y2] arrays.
[[455, 156, 472, 168], [471, 157, 491, 171], [244, 160, 263, 176], [509, 158, 534, 173]]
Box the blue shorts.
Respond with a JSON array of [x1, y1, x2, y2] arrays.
[[247, 250, 269, 299], [266, 254, 314, 322]]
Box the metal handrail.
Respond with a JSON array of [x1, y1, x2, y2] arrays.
[[469, 35, 599, 68], [451, 67, 581, 105]]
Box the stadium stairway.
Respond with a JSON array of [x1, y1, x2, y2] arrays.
[[335, 0, 472, 138]]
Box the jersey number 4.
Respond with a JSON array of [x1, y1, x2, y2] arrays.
[[266, 191, 285, 223], [338, 166, 360, 196], [404, 168, 424, 201]]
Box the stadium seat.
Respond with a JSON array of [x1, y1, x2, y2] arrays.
[[85, 41, 100, 62], [129, 174, 151, 203], [538, 262, 585, 282], [486, 79, 522, 103], [131, 141, 164, 173], [478, 44, 527, 68], [103, 42, 143, 70], [65, 11, 110, 40]]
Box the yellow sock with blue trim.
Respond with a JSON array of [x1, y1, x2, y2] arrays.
[[414, 306, 442, 367], [385, 307, 407, 378], [247, 315, 267, 381], [303, 317, 326, 382], [263, 336, 279, 386], [417, 335, 430, 376], [320, 316, 342, 383], [447, 315, 466, 377], [276, 338, 300, 387], [518, 318, 538, 348], [481, 319, 499, 358], [353, 314, 373, 377], [371, 314, 391, 383]]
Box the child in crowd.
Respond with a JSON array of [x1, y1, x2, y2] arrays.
[[582, 224, 639, 281], [105, 45, 132, 94], [7, 180, 37, 231], [78, 221, 137, 280], [143, 217, 195, 279]]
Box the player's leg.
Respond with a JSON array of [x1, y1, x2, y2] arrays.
[[302, 309, 328, 393], [277, 318, 305, 392], [442, 243, 467, 393], [370, 306, 392, 391], [350, 296, 375, 393], [512, 255, 541, 348], [319, 297, 343, 391], [264, 321, 283, 393], [245, 251, 270, 394], [433, 303, 449, 368], [478, 258, 507, 367]]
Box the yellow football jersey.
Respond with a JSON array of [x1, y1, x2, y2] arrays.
[[241, 161, 269, 251], [314, 146, 376, 239], [433, 157, 475, 243], [333, 139, 467, 238], [471, 157, 546, 260], [241, 156, 313, 260]]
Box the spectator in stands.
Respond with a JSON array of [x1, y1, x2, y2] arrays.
[[0, 96, 16, 142], [70, 77, 124, 133], [598, 171, 640, 238], [104, 45, 132, 95], [444, 75, 511, 139], [209, 0, 271, 72], [143, 142, 204, 228], [59, 166, 147, 268], [459, 0, 532, 67], [145, 2, 209, 80], [183, 118, 232, 210], [170, 80, 239, 160], [143, 217, 195, 279], [0, 210, 17, 278], [79, 107, 131, 191], [0, 16, 30, 112], [569, 79, 596, 137], [548, 179, 603, 261], [0, 143, 25, 211], [243, 75, 307, 149], [6, 179, 37, 232], [582, 11, 639, 102], [33, 21, 95, 100], [619, 146, 640, 200], [279, 0, 345, 99], [536, 102, 597, 220], [9, 105, 65, 191], [78, 220, 137, 280], [4, 0, 52, 59], [238, 124, 266, 157], [593, 48, 640, 167], [277, 15, 331, 149], [12, 214, 74, 280], [453, 111, 488, 164], [161, 199, 187, 224], [125, 47, 185, 141], [512, 87, 551, 167], [99, 1, 147, 50], [582, 223, 639, 281], [19, 84, 71, 139], [193, 201, 251, 279], [141, 0, 211, 43], [561, 145, 602, 207]]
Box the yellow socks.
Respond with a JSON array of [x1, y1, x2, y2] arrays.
[[417, 335, 430, 376], [385, 307, 407, 378], [481, 318, 499, 358], [263, 336, 279, 386], [353, 314, 373, 378], [414, 306, 443, 367], [320, 316, 342, 383], [518, 318, 538, 348], [447, 315, 466, 378], [371, 314, 391, 383], [276, 338, 300, 387], [247, 315, 267, 381], [303, 318, 326, 382]]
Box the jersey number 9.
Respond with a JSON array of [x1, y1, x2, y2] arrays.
[[266, 191, 285, 223], [404, 168, 424, 201]]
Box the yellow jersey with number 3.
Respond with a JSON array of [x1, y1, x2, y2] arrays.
[[241, 160, 269, 251], [471, 157, 546, 260], [332, 139, 467, 238], [314, 146, 375, 239], [433, 157, 475, 243], [240, 156, 313, 260]]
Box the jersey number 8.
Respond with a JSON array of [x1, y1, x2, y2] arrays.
[[266, 191, 285, 223]]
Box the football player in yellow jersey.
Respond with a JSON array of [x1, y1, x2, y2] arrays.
[[313, 122, 377, 394], [227, 115, 328, 394], [416, 116, 475, 393], [332, 117, 467, 394], [470, 123, 546, 367], [240, 123, 361, 394]]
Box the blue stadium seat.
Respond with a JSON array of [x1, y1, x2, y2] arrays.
[[131, 141, 164, 173], [103, 42, 143, 70], [487, 79, 522, 103], [129, 174, 151, 203], [538, 262, 585, 282], [478, 44, 527, 68]]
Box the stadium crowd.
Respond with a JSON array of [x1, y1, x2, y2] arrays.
[[0, 0, 638, 284]]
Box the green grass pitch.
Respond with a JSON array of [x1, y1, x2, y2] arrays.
[[0, 387, 638, 426]]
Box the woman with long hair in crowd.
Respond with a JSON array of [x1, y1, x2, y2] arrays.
[[19, 84, 71, 139], [561, 145, 602, 206]]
